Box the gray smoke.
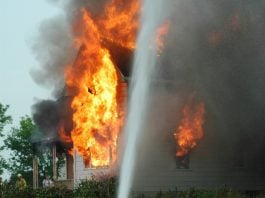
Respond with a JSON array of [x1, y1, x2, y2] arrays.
[[131, 0, 265, 191], [161, 0, 265, 170], [30, 17, 74, 96]]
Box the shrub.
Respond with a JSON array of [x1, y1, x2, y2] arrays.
[[0, 183, 73, 198], [34, 187, 73, 198], [1, 179, 264, 198], [74, 177, 117, 198], [132, 188, 265, 198], [0, 184, 34, 198]]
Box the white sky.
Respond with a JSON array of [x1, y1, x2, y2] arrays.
[[0, 0, 62, 179]]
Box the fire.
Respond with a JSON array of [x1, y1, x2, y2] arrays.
[[208, 12, 241, 46], [63, 0, 140, 167], [155, 21, 170, 54], [58, 122, 72, 144], [98, 0, 140, 49], [174, 98, 206, 157]]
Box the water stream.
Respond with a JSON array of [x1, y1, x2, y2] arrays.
[[118, 1, 166, 197]]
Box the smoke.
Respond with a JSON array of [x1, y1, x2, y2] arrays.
[[162, 0, 265, 170], [31, 0, 265, 189], [30, 17, 73, 96], [131, 0, 265, 191], [32, 100, 60, 139]]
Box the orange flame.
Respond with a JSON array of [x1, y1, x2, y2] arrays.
[[63, 0, 169, 167], [98, 0, 140, 49], [174, 98, 206, 157], [59, 123, 72, 144], [68, 148, 74, 156], [64, 0, 140, 167]]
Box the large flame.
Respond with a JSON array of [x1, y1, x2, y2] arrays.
[[174, 98, 206, 157], [64, 0, 140, 167]]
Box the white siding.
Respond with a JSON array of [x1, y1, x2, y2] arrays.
[[73, 151, 109, 182]]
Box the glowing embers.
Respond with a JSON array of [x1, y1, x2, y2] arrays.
[[174, 97, 206, 158]]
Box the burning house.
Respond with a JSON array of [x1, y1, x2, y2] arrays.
[[32, 0, 265, 193], [32, 0, 138, 187]]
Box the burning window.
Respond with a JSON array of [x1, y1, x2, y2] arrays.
[[174, 97, 205, 169], [82, 145, 115, 169]]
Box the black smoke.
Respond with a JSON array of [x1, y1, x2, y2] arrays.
[[32, 100, 60, 139]]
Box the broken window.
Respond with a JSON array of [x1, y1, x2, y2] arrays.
[[176, 153, 190, 169]]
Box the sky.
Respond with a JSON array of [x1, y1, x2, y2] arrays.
[[0, 0, 62, 125], [0, 0, 62, 178]]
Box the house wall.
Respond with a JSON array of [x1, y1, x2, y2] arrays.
[[73, 83, 265, 192], [74, 151, 109, 182], [131, 88, 265, 192], [132, 137, 265, 192]]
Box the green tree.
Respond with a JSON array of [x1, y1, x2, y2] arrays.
[[0, 157, 7, 176], [0, 103, 12, 175], [4, 116, 36, 185], [0, 103, 12, 137]]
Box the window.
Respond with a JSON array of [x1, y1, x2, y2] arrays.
[[176, 153, 190, 169], [83, 146, 112, 169]]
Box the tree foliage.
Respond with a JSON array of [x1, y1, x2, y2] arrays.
[[0, 103, 12, 175], [74, 177, 117, 198], [0, 157, 7, 175], [4, 116, 36, 185], [0, 103, 12, 137]]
